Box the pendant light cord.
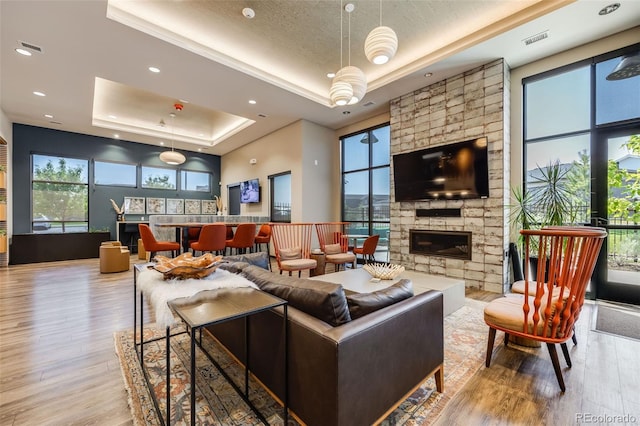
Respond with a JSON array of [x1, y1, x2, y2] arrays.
[[348, 5, 351, 66], [379, 0, 382, 26], [340, 0, 343, 69]]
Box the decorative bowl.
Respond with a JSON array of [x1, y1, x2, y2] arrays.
[[152, 253, 226, 280], [362, 263, 405, 280]]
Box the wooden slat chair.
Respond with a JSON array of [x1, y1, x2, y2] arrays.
[[271, 223, 317, 277], [484, 227, 607, 392], [315, 222, 356, 271]]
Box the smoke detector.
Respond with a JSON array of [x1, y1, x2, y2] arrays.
[[242, 7, 255, 19]]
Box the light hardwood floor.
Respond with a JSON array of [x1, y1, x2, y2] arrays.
[[1, 258, 639, 425]]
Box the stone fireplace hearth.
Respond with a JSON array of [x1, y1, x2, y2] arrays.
[[410, 230, 472, 260]]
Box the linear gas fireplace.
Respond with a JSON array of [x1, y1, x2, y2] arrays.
[[409, 230, 472, 260]]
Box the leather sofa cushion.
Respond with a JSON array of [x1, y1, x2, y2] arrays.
[[222, 252, 270, 271], [346, 279, 414, 319], [241, 265, 352, 326]]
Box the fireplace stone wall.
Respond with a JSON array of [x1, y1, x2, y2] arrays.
[[389, 59, 510, 293]]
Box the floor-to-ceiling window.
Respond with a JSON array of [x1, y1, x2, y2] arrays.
[[341, 124, 390, 261], [269, 171, 291, 222], [523, 43, 640, 304]]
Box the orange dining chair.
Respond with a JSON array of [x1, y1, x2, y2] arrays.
[[254, 223, 271, 252], [353, 234, 380, 265], [484, 227, 606, 392], [190, 223, 227, 255], [315, 222, 356, 271], [225, 223, 257, 255], [271, 223, 317, 277], [138, 223, 180, 259]]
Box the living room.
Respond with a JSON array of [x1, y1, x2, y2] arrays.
[[2, 1, 640, 424]]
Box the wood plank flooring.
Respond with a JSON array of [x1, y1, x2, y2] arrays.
[[1, 258, 639, 425]]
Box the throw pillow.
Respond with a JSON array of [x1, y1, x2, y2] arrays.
[[279, 246, 302, 260], [241, 265, 352, 326], [346, 279, 414, 320], [324, 243, 342, 254], [222, 252, 270, 270]]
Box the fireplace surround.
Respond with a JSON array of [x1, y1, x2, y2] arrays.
[[409, 230, 472, 261]]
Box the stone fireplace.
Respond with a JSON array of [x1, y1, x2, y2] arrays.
[[389, 59, 510, 293], [410, 230, 472, 261]]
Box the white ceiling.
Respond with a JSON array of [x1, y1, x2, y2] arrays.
[[1, 0, 639, 156]]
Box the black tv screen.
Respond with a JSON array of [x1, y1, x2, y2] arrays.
[[240, 178, 260, 203], [392, 137, 489, 201]]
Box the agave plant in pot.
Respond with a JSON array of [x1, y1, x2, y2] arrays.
[[510, 159, 579, 280]]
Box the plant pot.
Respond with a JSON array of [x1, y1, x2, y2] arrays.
[[0, 235, 6, 253], [117, 213, 125, 222], [0, 204, 6, 221], [0, 171, 5, 189]]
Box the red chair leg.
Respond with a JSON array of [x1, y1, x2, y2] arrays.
[[486, 327, 497, 367], [546, 343, 566, 392]]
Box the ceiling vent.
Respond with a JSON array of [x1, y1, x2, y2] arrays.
[[19, 40, 43, 54], [523, 31, 549, 46], [363, 101, 376, 107]]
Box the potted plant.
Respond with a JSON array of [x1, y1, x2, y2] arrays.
[[510, 160, 578, 279]]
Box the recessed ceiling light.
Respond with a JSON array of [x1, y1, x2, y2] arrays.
[[199, 133, 204, 137], [159, 141, 165, 146], [44, 114, 53, 118], [148, 66, 160, 73], [15, 48, 32, 56], [424, 72, 433, 78], [178, 99, 190, 104], [342, 110, 351, 115], [327, 72, 336, 78], [108, 114, 117, 119], [113, 134, 120, 139], [33, 91, 46, 97], [198, 148, 203, 152], [248, 99, 257, 105], [599, 3, 620, 15]]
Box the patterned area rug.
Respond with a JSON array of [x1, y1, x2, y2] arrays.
[[114, 299, 488, 425]]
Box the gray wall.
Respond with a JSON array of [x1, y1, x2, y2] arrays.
[[12, 124, 221, 238]]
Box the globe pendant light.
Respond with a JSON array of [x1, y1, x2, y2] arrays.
[[159, 104, 186, 165], [335, 3, 367, 105], [330, 1, 354, 106], [365, 0, 398, 65]]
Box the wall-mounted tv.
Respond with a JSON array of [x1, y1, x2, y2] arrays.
[[240, 178, 260, 203], [392, 137, 489, 201]]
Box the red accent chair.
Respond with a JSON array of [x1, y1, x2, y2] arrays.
[[190, 223, 227, 255], [353, 234, 380, 264], [138, 223, 180, 259], [254, 223, 271, 252], [225, 223, 257, 255]]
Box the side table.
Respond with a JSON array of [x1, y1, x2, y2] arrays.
[[310, 251, 325, 276], [169, 288, 288, 425]]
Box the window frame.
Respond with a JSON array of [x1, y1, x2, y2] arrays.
[[93, 159, 138, 187], [269, 171, 292, 223]]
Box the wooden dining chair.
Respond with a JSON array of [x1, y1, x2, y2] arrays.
[[271, 223, 317, 277], [353, 234, 380, 264], [225, 223, 256, 255], [315, 222, 356, 271], [190, 223, 226, 255], [484, 227, 606, 392], [138, 223, 180, 259]]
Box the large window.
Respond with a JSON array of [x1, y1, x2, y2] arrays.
[[181, 170, 211, 192], [341, 125, 390, 259], [269, 172, 291, 222], [94, 160, 136, 186], [32, 154, 88, 233], [141, 166, 177, 189]]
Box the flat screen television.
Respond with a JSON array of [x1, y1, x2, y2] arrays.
[[392, 137, 489, 201], [240, 178, 260, 203]]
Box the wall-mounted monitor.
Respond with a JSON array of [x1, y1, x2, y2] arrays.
[[240, 178, 260, 203], [392, 137, 489, 201]]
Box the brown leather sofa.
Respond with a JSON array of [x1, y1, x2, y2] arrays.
[[209, 261, 444, 426]]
